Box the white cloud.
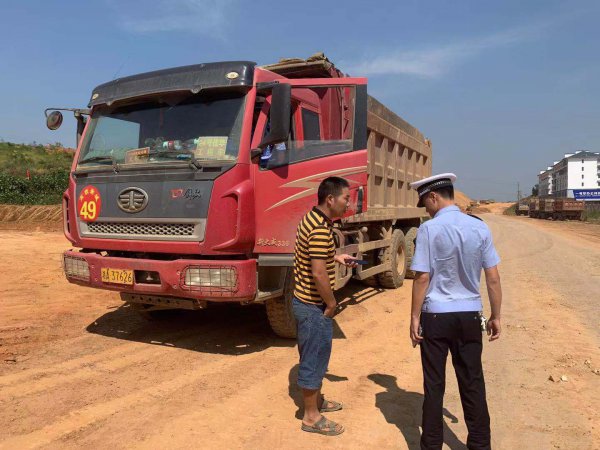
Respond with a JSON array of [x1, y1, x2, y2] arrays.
[[345, 23, 551, 79], [110, 0, 235, 37]]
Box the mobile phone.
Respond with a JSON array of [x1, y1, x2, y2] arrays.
[[345, 259, 369, 265], [479, 313, 487, 332]]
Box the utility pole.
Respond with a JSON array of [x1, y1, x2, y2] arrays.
[[517, 182, 521, 201]]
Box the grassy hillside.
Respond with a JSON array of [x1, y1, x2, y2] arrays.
[[0, 141, 74, 204], [0, 141, 74, 176], [503, 203, 517, 215]]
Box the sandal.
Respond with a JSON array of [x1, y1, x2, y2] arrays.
[[301, 416, 345, 436], [319, 398, 343, 413]]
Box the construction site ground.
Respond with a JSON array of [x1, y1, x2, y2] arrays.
[[1, 204, 599, 449]]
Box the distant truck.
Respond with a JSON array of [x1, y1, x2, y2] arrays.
[[553, 198, 584, 221], [539, 198, 555, 220], [515, 200, 529, 216], [528, 198, 540, 218], [45, 53, 431, 338], [527, 197, 583, 221]]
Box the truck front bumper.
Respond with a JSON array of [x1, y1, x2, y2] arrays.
[[62, 250, 257, 302]]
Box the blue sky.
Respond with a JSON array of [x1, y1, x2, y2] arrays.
[[1, 0, 598, 200]]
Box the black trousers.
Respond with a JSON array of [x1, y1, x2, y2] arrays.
[[420, 312, 490, 450]]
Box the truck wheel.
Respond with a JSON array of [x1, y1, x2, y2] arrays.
[[403, 227, 418, 279], [378, 229, 407, 289], [266, 271, 297, 339]]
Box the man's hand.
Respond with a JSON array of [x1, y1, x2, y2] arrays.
[[323, 304, 336, 318], [484, 266, 502, 341], [487, 316, 501, 341], [410, 316, 423, 348], [334, 254, 358, 268]]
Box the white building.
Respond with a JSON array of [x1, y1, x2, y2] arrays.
[[538, 166, 554, 197], [538, 150, 600, 198]]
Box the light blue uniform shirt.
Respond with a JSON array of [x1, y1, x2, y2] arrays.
[[410, 205, 500, 313]]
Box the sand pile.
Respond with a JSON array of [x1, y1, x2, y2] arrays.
[[454, 190, 472, 210]]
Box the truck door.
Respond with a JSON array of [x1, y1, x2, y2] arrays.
[[251, 78, 368, 255]]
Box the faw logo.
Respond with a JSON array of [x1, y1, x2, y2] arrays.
[[171, 189, 203, 200]]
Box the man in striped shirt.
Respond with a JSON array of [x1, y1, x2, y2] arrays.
[[293, 176, 357, 436]]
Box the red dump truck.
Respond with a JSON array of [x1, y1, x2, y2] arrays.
[[45, 54, 431, 337], [538, 198, 555, 220], [553, 198, 584, 220], [515, 200, 529, 216], [528, 198, 540, 218]]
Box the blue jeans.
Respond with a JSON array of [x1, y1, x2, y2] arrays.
[[293, 297, 333, 390]]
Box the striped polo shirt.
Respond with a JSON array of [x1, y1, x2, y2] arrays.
[[293, 207, 336, 305]]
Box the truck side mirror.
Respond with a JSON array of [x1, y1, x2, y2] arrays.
[[46, 111, 63, 130], [258, 83, 291, 149]]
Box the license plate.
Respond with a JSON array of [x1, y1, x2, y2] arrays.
[[101, 268, 134, 285]]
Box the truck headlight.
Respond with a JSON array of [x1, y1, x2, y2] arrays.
[[181, 266, 237, 292], [63, 255, 90, 281]]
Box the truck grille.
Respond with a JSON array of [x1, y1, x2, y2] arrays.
[[87, 222, 195, 237]]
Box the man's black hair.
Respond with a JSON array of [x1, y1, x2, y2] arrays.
[[433, 185, 454, 200], [318, 177, 350, 204]]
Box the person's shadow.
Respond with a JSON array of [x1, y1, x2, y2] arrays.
[[368, 373, 466, 450]]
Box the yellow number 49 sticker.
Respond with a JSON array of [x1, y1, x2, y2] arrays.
[[77, 185, 102, 222]]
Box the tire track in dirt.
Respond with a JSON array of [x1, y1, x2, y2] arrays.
[[0, 345, 293, 449], [132, 294, 415, 450], [482, 214, 599, 448], [0, 305, 273, 398]]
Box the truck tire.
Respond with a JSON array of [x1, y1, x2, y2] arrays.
[[377, 229, 407, 289], [403, 227, 419, 280], [266, 270, 297, 339]]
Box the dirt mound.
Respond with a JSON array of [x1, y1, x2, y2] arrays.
[[487, 202, 514, 215], [0, 204, 62, 222], [454, 190, 472, 210], [0, 204, 62, 231]]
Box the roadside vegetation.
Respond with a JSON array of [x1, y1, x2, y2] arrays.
[[0, 141, 73, 204], [503, 203, 517, 216], [583, 210, 600, 223]]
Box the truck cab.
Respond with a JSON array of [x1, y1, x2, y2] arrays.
[[47, 55, 430, 337]]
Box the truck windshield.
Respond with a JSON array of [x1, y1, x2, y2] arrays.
[[77, 92, 246, 169]]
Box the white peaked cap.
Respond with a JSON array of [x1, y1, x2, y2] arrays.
[[410, 173, 457, 207]]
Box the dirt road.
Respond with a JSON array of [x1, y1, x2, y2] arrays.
[[1, 211, 598, 449]]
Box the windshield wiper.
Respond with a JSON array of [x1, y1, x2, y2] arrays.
[[148, 150, 201, 170], [79, 155, 120, 173]]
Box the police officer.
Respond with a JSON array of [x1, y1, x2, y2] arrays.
[[409, 173, 503, 450]]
